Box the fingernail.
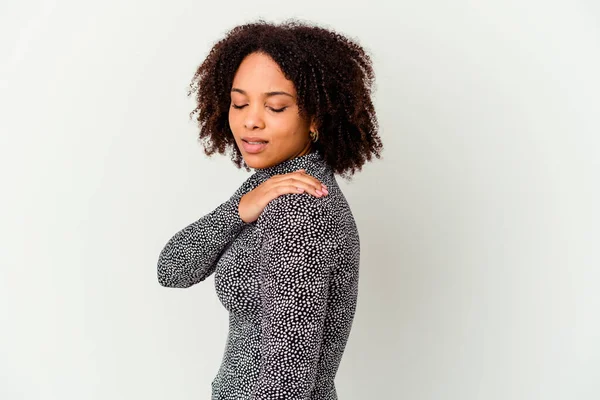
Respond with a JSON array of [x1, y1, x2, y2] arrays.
[[321, 184, 328, 189], [316, 189, 323, 196], [322, 188, 329, 195]]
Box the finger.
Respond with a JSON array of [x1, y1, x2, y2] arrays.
[[283, 184, 325, 198], [288, 171, 327, 190], [270, 172, 323, 191], [264, 184, 301, 203], [271, 181, 326, 198], [271, 177, 324, 197]]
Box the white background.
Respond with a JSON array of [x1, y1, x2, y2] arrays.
[[1, 1, 599, 399]]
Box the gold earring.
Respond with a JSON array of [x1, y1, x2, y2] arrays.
[[309, 129, 319, 142]]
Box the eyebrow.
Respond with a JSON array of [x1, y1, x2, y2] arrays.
[[231, 88, 294, 98]]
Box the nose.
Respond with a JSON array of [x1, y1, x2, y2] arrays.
[[243, 105, 266, 130]]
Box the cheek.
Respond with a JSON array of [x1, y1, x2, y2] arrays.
[[228, 119, 242, 146], [228, 111, 241, 135], [268, 113, 305, 138]]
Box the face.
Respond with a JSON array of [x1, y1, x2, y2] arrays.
[[228, 52, 316, 169]]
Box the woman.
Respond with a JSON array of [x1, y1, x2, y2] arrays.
[[157, 19, 383, 400]]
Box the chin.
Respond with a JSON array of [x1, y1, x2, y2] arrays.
[[242, 154, 271, 169]]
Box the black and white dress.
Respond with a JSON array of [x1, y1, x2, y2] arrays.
[[157, 150, 360, 400]]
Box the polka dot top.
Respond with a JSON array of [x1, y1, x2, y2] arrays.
[[157, 150, 360, 400]]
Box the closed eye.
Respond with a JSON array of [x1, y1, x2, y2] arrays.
[[231, 104, 287, 113]]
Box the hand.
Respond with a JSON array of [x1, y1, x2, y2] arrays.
[[238, 169, 329, 223]]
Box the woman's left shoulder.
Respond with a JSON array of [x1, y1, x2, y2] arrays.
[[257, 192, 340, 231]]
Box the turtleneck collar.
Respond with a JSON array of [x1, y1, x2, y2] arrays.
[[254, 150, 326, 177]]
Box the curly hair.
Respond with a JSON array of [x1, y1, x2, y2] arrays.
[[187, 19, 383, 179]]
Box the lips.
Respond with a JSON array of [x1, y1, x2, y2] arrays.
[[241, 138, 268, 154]]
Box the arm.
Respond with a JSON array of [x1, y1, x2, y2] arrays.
[[251, 195, 338, 400], [156, 182, 250, 288]]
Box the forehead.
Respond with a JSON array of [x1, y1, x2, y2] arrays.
[[231, 53, 296, 94]]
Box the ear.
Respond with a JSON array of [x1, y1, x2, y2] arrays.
[[309, 117, 318, 133]]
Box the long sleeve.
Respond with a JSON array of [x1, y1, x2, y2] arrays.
[[157, 183, 250, 288], [251, 195, 338, 400]]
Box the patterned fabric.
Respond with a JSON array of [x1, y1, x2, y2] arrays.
[[157, 150, 360, 400]]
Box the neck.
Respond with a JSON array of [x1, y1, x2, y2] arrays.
[[294, 140, 314, 159]]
